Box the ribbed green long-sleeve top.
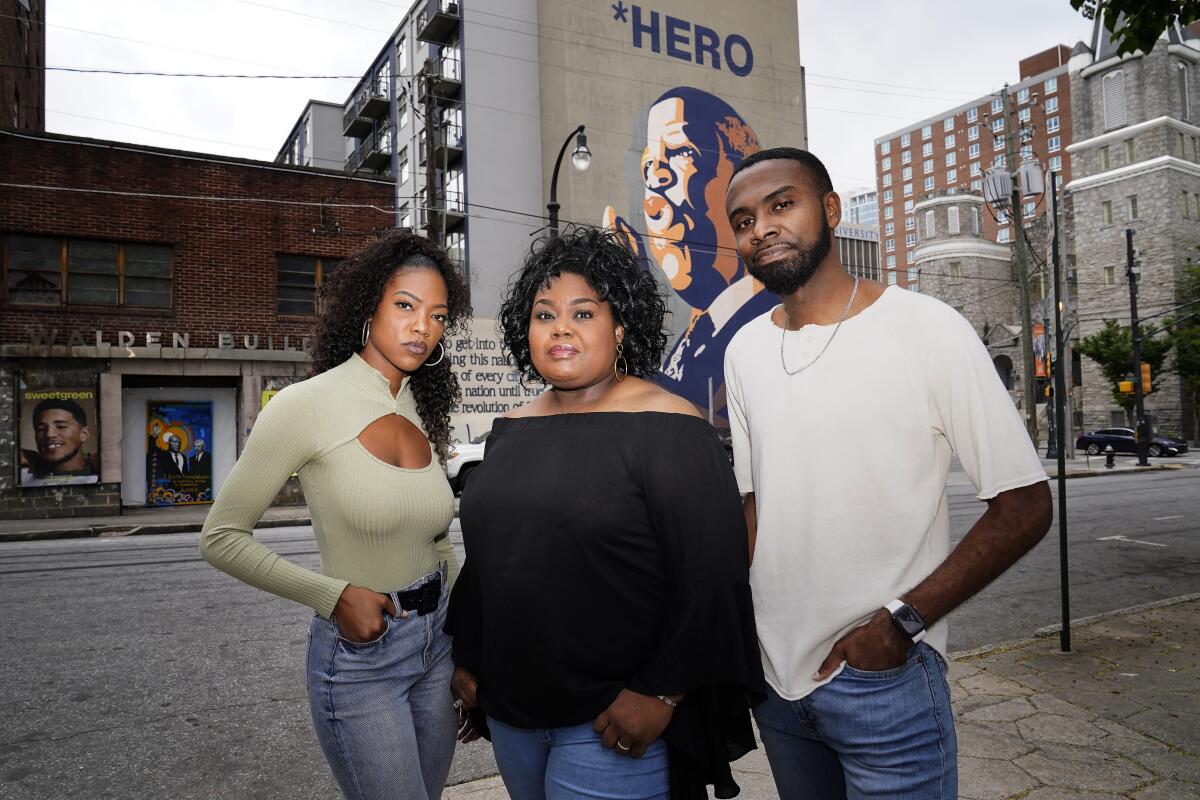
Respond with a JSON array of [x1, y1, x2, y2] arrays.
[[200, 353, 457, 619]]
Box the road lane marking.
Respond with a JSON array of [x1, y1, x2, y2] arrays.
[[1154, 515, 1183, 521], [1097, 535, 1168, 548]]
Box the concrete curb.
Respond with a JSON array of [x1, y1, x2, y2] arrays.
[[1047, 462, 1188, 479], [0, 515, 312, 543]]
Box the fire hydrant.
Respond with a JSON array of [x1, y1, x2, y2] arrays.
[[1104, 444, 1116, 469]]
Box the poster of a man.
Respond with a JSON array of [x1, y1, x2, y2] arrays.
[[18, 389, 100, 487], [605, 86, 777, 417], [147, 402, 213, 506]]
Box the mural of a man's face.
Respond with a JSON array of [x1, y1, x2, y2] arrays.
[[167, 435, 182, 453], [642, 98, 727, 306], [194, 440, 206, 454], [34, 409, 90, 471]]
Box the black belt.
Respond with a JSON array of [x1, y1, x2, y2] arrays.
[[394, 574, 442, 616]]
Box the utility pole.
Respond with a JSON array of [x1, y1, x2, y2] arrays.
[[1050, 172, 1071, 653], [1001, 83, 1040, 445], [421, 58, 439, 240], [1126, 229, 1150, 466]]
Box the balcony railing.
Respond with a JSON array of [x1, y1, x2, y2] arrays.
[[422, 54, 461, 98], [417, 0, 460, 44]]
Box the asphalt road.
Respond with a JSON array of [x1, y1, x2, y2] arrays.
[[0, 468, 1197, 799]]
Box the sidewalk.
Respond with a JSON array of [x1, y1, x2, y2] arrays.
[[2, 453, 1195, 542], [446, 596, 1200, 799]]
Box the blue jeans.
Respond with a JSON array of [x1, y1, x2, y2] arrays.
[[487, 716, 670, 800], [307, 566, 457, 800], [754, 643, 957, 800]]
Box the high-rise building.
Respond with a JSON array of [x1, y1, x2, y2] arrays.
[[835, 223, 881, 282], [1067, 13, 1200, 436], [873, 46, 1074, 289], [844, 187, 879, 225], [277, 0, 807, 429], [0, 0, 45, 131]]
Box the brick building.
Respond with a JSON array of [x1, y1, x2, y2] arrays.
[[0, 130, 394, 519], [873, 45, 1074, 289], [0, 0, 44, 131]]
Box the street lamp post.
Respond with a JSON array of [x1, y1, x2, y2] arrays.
[[547, 124, 591, 238]]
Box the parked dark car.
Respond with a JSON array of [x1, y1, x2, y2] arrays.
[[1075, 427, 1183, 457], [1158, 433, 1191, 454]]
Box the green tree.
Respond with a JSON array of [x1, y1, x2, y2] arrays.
[[1071, 0, 1200, 55], [1166, 264, 1200, 439], [1076, 319, 1173, 425]]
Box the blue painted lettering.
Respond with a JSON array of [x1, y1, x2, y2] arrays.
[[631, 5, 660, 53], [694, 24, 720, 69], [665, 16, 691, 61], [725, 34, 753, 77]]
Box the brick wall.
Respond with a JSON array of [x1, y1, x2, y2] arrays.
[[0, 0, 45, 131], [0, 132, 396, 347]]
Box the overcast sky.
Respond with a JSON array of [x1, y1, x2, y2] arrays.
[[45, 0, 1094, 199]]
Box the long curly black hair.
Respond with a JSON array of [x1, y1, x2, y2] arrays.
[[499, 226, 668, 384], [311, 231, 470, 463]]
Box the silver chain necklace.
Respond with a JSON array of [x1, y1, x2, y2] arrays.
[[778, 275, 860, 376]]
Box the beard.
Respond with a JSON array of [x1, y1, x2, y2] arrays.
[[746, 216, 833, 296]]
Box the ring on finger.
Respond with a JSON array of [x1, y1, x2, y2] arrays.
[[616, 741, 631, 753], [452, 699, 464, 710]]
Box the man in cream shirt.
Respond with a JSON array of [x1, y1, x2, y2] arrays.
[[723, 147, 1052, 799]]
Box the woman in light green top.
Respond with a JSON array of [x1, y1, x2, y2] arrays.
[[200, 231, 471, 800]]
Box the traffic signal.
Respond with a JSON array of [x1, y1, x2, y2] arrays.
[[1141, 362, 1152, 394]]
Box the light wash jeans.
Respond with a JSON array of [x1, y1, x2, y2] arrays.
[[307, 565, 457, 800], [753, 642, 957, 800], [487, 716, 670, 800]]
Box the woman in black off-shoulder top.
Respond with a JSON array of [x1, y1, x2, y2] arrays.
[[446, 227, 764, 800]]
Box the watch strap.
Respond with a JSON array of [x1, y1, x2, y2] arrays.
[[886, 599, 928, 643]]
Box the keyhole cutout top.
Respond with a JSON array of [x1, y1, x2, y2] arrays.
[[356, 413, 433, 470]]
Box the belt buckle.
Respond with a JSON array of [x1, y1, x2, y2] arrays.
[[418, 576, 440, 614]]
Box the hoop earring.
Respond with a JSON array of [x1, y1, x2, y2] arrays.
[[361, 319, 371, 348], [424, 341, 446, 367], [613, 342, 628, 382]]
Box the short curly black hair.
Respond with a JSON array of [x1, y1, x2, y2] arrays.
[[311, 231, 471, 463], [499, 226, 668, 384]]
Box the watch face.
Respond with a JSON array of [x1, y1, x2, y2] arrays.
[[892, 605, 925, 638]]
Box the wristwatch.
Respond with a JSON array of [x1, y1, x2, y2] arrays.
[[885, 599, 927, 643]]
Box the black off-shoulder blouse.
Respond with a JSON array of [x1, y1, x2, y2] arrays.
[[446, 411, 764, 799]]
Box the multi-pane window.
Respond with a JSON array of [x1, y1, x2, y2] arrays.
[[884, 206, 894, 219], [991, 118, 1004, 133], [883, 174, 893, 187], [994, 134, 1006, 149], [907, 267, 919, 290], [902, 166, 913, 180], [906, 250, 915, 264], [1045, 76, 1057, 94], [1047, 116, 1060, 133], [992, 98, 1003, 113], [904, 199, 915, 213], [901, 132, 911, 147], [4, 235, 172, 307], [400, 202, 412, 230], [922, 142, 933, 157], [997, 228, 1011, 243], [943, 117, 954, 131], [971, 162, 981, 176], [903, 182, 913, 197], [886, 255, 896, 268], [1018, 87, 1030, 103], [1104, 265, 1116, 286], [884, 222, 895, 235], [887, 270, 898, 286], [922, 125, 932, 139], [1102, 200, 1114, 225], [445, 230, 465, 265], [1024, 201, 1036, 218], [1048, 136, 1061, 153], [1123, 138, 1135, 162], [881, 141, 891, 154], [902, 150, 912, 164], [968, 125, 979, 141], [1019, 107, 1031, 123], [905, 215, 915, 231], [886, 238, 895, 252], [882, 156, 892, 170], [945, 151, 956, 166], [1049, 156, 1062, 172], [445, 167, 465, 213], [1045, 97, 1059, 113], [397, 36, 408, 73], [970, 178, 983, 191], [277, 255, 340, 315], [1128, 195, 1139, 220], [883, 189, 893, 202], [1099, 145, 1110, 170], [968, 108, 978, 122], [969, 143, 980, 158], [399, 92, 410, 129], [1020, 144, 1034, 161], [906, 232, 918, 247], [944, 134, 955, 148], [923, 159, 934, 174], [399, 146, 410, 184], [924, 176, 935, 191], [946, 168, 957, 183], [993, 154, 1006, 168]]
